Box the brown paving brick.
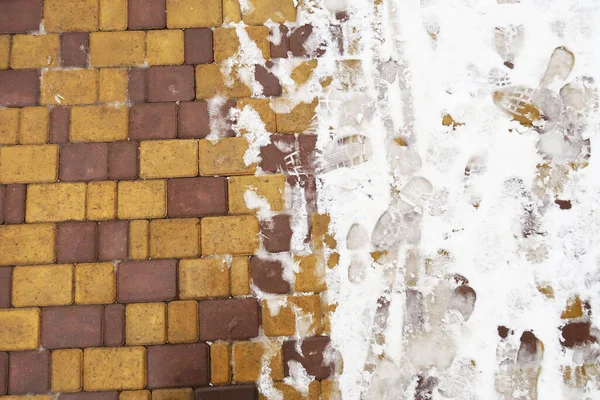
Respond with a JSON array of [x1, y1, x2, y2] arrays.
[[0, 268, 10, 308], [178, 101, 210, 139], [117, 260, 177, 303], [60, 392, 119, 400], [209, 98, 237, 138], [184, 29, 213, 64], [49, 106, 70, 144], [56, 222, 98, 264], [270, 25, 290, 59], [108, 141, 138, 180], [0, 185, 3, 224], [147, 344, 209, 389], [283, 336, 333, 380], [129, 0, 166, 30], [0, 70, 39, 107], [42, 305, 102, 349], [250, 258, 290, 294], [0, 0, 42, 34], [147, 66, 195, 102], [261, 214, 292, 253], [8, 350, 49, 394], [255, 64, 282, 97], [290, 25, 314, 57], [167, 177, 227, 217], [198, 298, 259, 341], [104, 303, 125, 346], [129, 68, 146, 104], [61, 33, 89, 68], [99, 221, 129, 261], [0, 352, 6, 395], [130, 103, 177, 140], [60, 143, 108, 182], [195, 385, 257, 400]]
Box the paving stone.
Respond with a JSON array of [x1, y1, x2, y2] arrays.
[[70, 105, 128, 142], [261, 214, 292, 253], [140, 139, 198, 179], [275, 98, 319, 134], [291, 60, 318, 85], [262, 295, 322, 337], [108, 141, 138, 180], [230, 257, 250, 297], [0, 185, 3, 224], [0, 70, 39, 107], [0, 308, 40, 351], [126, 302, 167, 345], [198, 137, 256, 176], [41, 305, 103, 349], [178, 101, 210, 139], [44, 0, 98, 32], [250, 258, 290, 294], [49, 106, 70, 144], [213, 27, 270, 62], [166, 0, 222, 28], [56, 222, 98, 263], [90, 31, 146, 67], [117, 180, 167, 219], [99, 221, 129, 261], [167, 300, 198, 344], [0, 351, 6, 395], [209, 343, 230, 385], [0, 108, 19, 145], [255, 64, 282, 97], [104, 304, 125, 346], [121, 391, 150, 400], [0, 224, 56, 267], [19, 106, 49, 144], [10, 34, 59, 69], [8, 350, 50, 394], [283, 336, 333, 379], [83, 347, 146, 391], [26, 183, 86, 223], [87, 181, 117, 221], [130, 103, 177, 140], [12, 264, 73, 307], [261, 381, 319, 400], [201, 215, 260, 256], [228, 175, 286, 214], [152, 389, 193, 400], [184, 29, 213, 64], [232, 341, 283, 383], [60, 392, 119, 400], [198, 298, 259, 341], [41, 69, 98, 105], [167, 177, 227, 217], [129, 0, 166, 30], [237, 98, 276, 132], [0, 36, 9, 70], [147, 30, 184, 65], [294, 254, 327, 293], [75, 263, 116, 304], [0, 268, 11, 308], [99, 0, 128, 31], [51, 349, 82, 393], [179, 258, 229, 299], [60, 33, 89, 67], [223, 0, 241, 22], [241, 0, 296, 24], [99, 68, 128, 102], [195, 64, 251, 99], [147, 65, 195, 102], [128, 220, 149, 260], [270, 25, 290, 59], [0, 0, 43, 34], [290, 24, 314, 57], [60, 143, 108, 182], [117, 260, 177, 303], [4, 185, 25, 224], [149, 218, 200, 259], [128, 68, 146, 104], [147, 344, 209, 388], [195, 385, 257, 400]]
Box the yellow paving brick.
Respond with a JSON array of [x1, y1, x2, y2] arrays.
[[312, 213, 336, 251], [0, 224, 56, 266], [147, 30, 184, 65], [213, 27, 270, 62], [87, 181, 117, 221], [84, 347, 146, 390], [223, 0, 241, 22], [90, 31, 146, 67], [26, 183, 86, 223], [294, 254, 327, 293], [275, 98, 319, 134], [126, 302, 167, 345], [12, 264, 73, 307], [241, 0, 297, 24], [41, 69, 98, 105], [198, 137, 256, 176], [261, 295, 323, 337], [166, 0, 222, 28], [75, 262, 116, 304], [259, 381, 320, 400], [118, 180, 167, 219], [0, 35, 9, 70], [0, 308, 40, 351], [140, 140, 198, 179], [100, 0, 128, 31], [0, 144, 58, 184], [44, 0, 99, 32], [121, 391, 151, 400], [10, 34, 59, 69], [70, 105, 128, 142], [0, 108, 20, 145], [321, 379, 341, 400], [149, 218, 200, 259], [152, 389, 193, 400], [291, 60, 318, 85], [230, 256, 250, 296], [237, 98, 276, 133], [232, 341, 283, 383], [323, 294, 336, 335], [210, 342, 230, 385], [129, 220, 150, 260], [99, 68, 128, 102], [228, 175, 286, 214], [201, 215, 259, 256], [51, 349, 83, 393], [179, 258, 229, 299], [167, 300, 198, 344], [19, 107, 49, 144], [195, 64, 251, 99], [1, 397, 53, 400]]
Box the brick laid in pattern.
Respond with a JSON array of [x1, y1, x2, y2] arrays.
[[167, 301, 199, 344], [126, 302, 167, 345], [87, 181, 118, 221], [41, 305, 103, 349], [117, 260, 177, 303], [11, 34, 59, 69], [4, 185, 26, 224], [261, 214, 293, 253], [70, 105, 128, 143], [165, 0, 222, 28], [130, 103, 177, 140], [149, 218, 200, 259], [117, 180, 167, 219], [201, 216, 260, 256], [179, 258, 230, 299], [100, 0, 128, 31], [198, 298, 259, 341], [147, 344, 209, 389], [209, 343, 230, 385], [178, 101, 210, 139], [49, 107, 70, 144], [0, 308, 40, 351], [44, 0, 99, 32], [0, 109, 19, 145], [51, 349, 83, 393], [250, 258, 291, 294], [0, 352, 6, 395], [83, 347, 146, 391], [75, 263, 116, 305], [104, 304, 125, 346], [195, 385, 257, 400], [0, 224, 56, 267], [147, 66, 195, 102], [56, 222, 98, 263], [60, 143, 108, 182], [0, 268, 11, 308], [139, 139, 198, 179], [147, 30, 184, 65], [8, 350, 50, 394], [12, 264, 73, 307], [228, 175, 286, 214], [167, 177, 228, 217], [0, 70, 39, 107], [98, 221, 129, 261], [41, 69, 98, 105], [0, 0, 43, 34], [283, 336, 334, 380], [108, 141, 139, 180], [60, 33, 89, 68], [0, 144, 58, 184], [129, 0, 166, 30], [184, 29, 213, 65]]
